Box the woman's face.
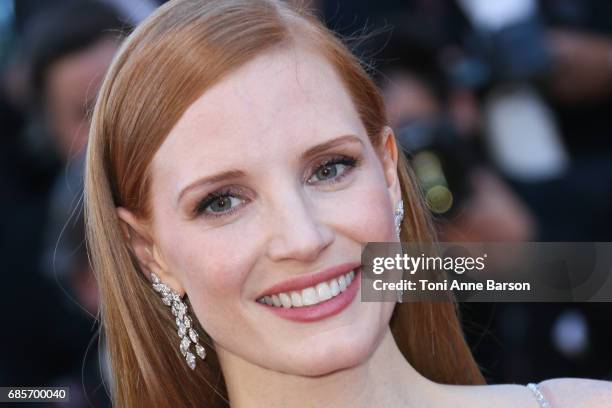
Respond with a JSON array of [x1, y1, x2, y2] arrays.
[[126, 45, 401, 376]]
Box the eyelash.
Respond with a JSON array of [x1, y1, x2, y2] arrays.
[[192, 155, 359, 219]]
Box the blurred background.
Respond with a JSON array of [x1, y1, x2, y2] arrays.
[[0, 0, 611, 406]]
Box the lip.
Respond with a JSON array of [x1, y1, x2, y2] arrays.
[[257, 262, 361, 299], [260, 267, 361, 322]]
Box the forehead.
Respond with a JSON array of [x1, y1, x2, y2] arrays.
[[151, 44, 366, 199]]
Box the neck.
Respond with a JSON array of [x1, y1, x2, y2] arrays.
[[217, 326, 439, 408]]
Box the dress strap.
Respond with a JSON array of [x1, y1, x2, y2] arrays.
[[527, 383, 552, 408]]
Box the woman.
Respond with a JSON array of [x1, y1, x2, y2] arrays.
[[84, 0, 612, 406]]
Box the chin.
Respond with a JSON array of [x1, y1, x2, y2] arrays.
[[280, 321, 385, 377]]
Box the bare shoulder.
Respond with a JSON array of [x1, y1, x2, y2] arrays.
[[538, 377, 612, 408]]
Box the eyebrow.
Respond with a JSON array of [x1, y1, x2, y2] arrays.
[[175, 134, 363, 206], [299, 134, 362, 161]]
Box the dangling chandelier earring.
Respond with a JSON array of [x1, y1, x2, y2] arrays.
[[150, 272, 206, 370], [394, 200, 405, 303], [394, 199, 404, 236]]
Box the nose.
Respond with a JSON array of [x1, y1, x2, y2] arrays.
[[265, 188, 334, 263]]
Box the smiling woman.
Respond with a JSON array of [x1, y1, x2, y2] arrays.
[[83, 1, 611, 407]]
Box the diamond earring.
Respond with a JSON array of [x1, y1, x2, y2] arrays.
[[150, 272, 206, 370], [394, 199, 404, 236], [394, 200, 405, 303]]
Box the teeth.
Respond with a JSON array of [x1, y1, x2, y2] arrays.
[[316, 282, 332, 301], [279, 293, 292, 308], [290, 291, 303, 307], [257, 269, 358, 308], [271, 294, 281, 307], [338, 275, 347, 292], [301, 287, 317, 306], [329, 279, 340, 296]]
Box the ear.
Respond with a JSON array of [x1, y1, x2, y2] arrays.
[[116, 207, 184, 294], [378, 126, 402, 207]]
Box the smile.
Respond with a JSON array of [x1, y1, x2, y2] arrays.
[[257, 269, 356, 308], [256, 263, 362, 323]]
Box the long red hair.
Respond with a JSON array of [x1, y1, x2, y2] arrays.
[[85, 0, 484, 406]]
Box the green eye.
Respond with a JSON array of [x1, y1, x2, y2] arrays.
[[195, 193, 242, 217], [209, 196, 233, 212], [307, 156, 357, 185], [314, 164, 338, 181]]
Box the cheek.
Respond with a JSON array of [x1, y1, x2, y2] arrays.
[[163, 229, 246, 297], [160, 228, 255, 338], [338, 169, 396, 244], [152, 197, 247, 298]]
